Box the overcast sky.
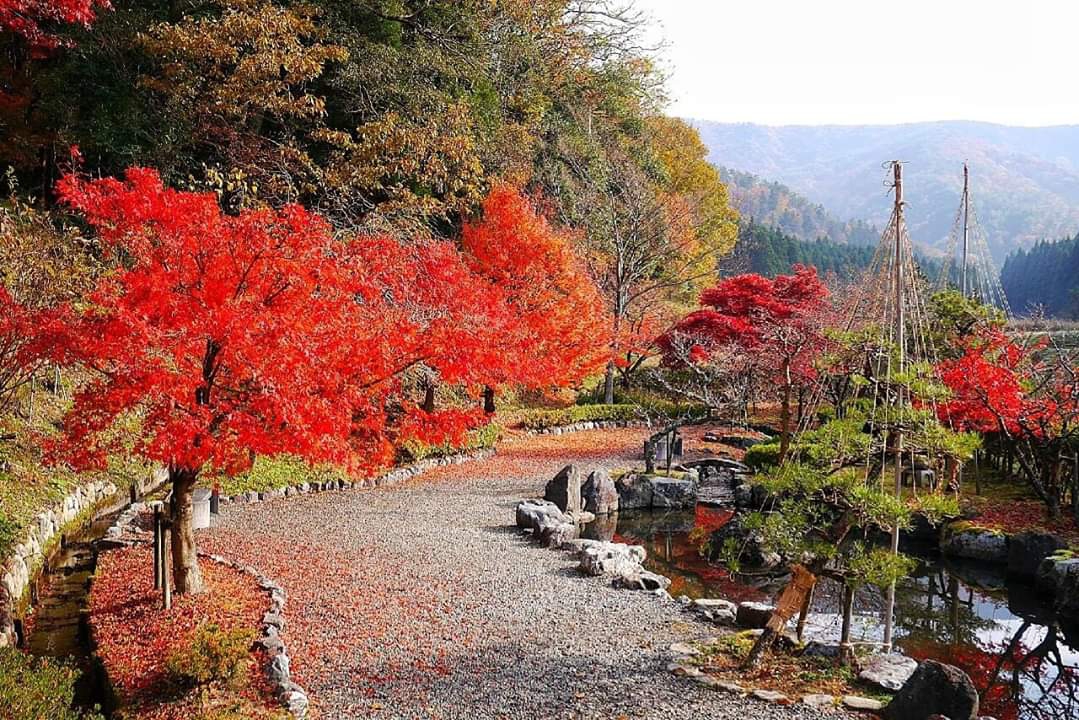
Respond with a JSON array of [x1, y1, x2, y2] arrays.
[[635, 0, 1074, 127]]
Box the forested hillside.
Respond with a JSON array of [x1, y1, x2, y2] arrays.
[[695, 120, 1079, 260], [724, 221, 944, 285], [719, 167, 879, 246], [1001, 235, 1079, 317]]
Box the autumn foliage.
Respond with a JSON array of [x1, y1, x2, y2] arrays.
[[1, 0, 107, 52], [29, 168, 605, 593], [462, 185, 610, 391], [660, 265, 830, 453]]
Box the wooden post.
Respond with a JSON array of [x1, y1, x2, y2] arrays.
[[162, 522, 172, 611], [884, 160, 904, 653], [153, 504, 162, 590], [644, 440, 655, 473]]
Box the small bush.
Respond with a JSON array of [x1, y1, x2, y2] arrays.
[[0, 648, 103, 720], [743, 442, 782, 471], [399, 422, 502, 462], [167, 623, 255, 692]]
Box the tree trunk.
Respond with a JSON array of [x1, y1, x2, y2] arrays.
[[779, 359, 792, 460], [839, 582, 855, 663], [169, 467, 204, 595], [603, 361, 615, 405], [744, 564, 817, 668], [482, 386, 496, 415], [422, 383, 436, 413]]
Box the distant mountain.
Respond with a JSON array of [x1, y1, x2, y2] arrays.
[[718, 167, 879, 246], [694, 121, 1079, 261]]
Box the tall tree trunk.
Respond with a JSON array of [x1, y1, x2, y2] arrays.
[[169, 467, 204, 595], [482, 386, 496, 415], [603, 361, 615, 405], [779, 358, 792, 460], [422, 382, 436, 413]]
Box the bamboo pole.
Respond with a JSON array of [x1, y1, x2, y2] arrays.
[[884, 161, 905, 652]]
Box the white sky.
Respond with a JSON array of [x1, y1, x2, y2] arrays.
[[635, 0, 1076, 126]]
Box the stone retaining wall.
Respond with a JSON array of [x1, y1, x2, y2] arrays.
[[0, 478, 118, 648], [522, 419, 651, 436]]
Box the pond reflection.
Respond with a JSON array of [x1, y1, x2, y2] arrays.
[[587, 508, 1079, 720]]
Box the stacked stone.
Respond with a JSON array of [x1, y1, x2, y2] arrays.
[[0, 479, 117, 648]]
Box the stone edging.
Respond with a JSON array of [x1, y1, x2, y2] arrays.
[[100, 506, 310, 718], [520, 419, 651, 437], [0, 478, 118, 648]]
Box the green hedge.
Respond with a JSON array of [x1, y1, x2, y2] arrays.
[[398, 422, 501, 462], [215, 423, 503, 495], [516, 404, 640, 431], [0, 648, 103, 720]]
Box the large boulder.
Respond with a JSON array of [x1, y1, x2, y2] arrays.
[[1036, 554, 1079, 617], [883, 660, 979, 720], [545, 465, 582, 513], [582, 469, 619, 516], [1007, 531, 1067, 578], [579, 542, 646, 576], [650, 477, 696, 509], [615, 472, 654, 510], [858, 653, 918, 692], [941, 525, 1008, 564]]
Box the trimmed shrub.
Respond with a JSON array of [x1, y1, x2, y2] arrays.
[[0, 648, 103, 720], [743, 442, 782, 471], [167, 623, 255, 692]]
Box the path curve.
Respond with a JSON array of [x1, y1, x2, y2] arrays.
[[203, 428, 831, 720]]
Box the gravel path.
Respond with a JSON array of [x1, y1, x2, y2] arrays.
[[203, 428, 836, 720]]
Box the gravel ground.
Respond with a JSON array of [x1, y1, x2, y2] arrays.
[[202, 428, 840, 720]]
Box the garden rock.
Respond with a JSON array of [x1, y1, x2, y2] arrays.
[[613, 569, 671, 591], [538, 517, 578, 548], [269, 652, 291, 684], [515, 499, 564, 531], [1036, 554, 1079, 616], [650, 477, 696, 509], [843, 696, 884, 712], [692, 597, 737, 614], [582, 469, 619, 515], [883, 660, 979, 720], [736, 601, 774, 629], [942, 526, 1008, 563], [751, 689, 790, 704], [579, 542, 646, 577], [801, 694, 836, 710], [615, 472, 654, 509], [1007, 531, 1066, 578], [858, 653, 918, 691], [544, 465, 582, 513]]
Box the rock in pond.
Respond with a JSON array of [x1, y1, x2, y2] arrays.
[[859, 653, 918, 691], [650, 477, 696, 509], [582, 468, 619, 515], [942, 525, 1008, 564], [545, 465, 582, 513], [615, 472, 654, 510], [1007, 531, 1066, 578], [883, 660, 979, 720], [1036, 553, 1079, 616]]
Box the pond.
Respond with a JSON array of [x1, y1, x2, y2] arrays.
[[585, 507, 1079, 720]]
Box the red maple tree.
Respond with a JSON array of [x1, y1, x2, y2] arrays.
[[937, 329, 1079, 518], [660, 265, 830, 455], [461, 184, 610, 410], [1, 0, 108, 53], [42, 168, 493, 593]]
